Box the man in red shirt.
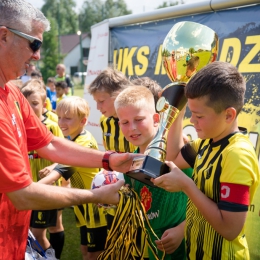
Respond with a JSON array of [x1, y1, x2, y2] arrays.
[[170, 50, 177, 80], [0, 1, 133, 259]]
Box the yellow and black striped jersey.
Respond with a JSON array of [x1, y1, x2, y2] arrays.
[[43, 110, 58, 123], [28, 117, 63, 182], [181, 129, 259, 260], [54, 130, 107, 228], [100, 115, 136, 152]]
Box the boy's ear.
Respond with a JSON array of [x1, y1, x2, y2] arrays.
[[225, 107, 237, 123], [81, 117, 87, 125], [153, 113, 160, 126], [43, 100, 47, 108]]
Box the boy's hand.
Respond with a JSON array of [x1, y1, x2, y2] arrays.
[[109, 153, 139, 173], [91, 179, 125, 205], [155, 224, 184, 254], [39, 165, 53, 179], [151, 161, 188, 192]]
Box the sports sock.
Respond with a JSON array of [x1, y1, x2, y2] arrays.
[[49, 231, 65, 259]]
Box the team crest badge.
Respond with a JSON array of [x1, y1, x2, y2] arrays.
[[140, 186, 152, 212]]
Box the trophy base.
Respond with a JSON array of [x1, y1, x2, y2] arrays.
[[126, 155, 170, 187]]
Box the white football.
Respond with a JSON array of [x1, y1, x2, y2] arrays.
[[91, 169, 124, 189], [91, 169, 125, 208]]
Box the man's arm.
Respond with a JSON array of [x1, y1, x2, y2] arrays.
[[7, 179, 124, 211], [36, 136, 135, 173], [152, 161, 247, 241]]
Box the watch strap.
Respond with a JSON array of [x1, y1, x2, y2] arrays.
[[102, 150, 116, 171]]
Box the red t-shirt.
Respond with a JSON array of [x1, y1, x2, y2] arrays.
[[0, 82, 53, 260]]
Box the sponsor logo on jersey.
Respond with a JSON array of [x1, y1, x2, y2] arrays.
[[147, 210, 160, 220]]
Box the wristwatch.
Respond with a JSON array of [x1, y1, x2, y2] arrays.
[[102, 150, 117, 171]]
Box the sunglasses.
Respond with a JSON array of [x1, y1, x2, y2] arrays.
[[5, 26, 42, 52]]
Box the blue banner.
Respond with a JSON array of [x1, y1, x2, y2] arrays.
[[111, 4, 260, 259]]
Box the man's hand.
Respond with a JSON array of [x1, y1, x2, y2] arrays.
[[155, 222, 185, 254], [91, 179, 125, 205], [109, 153, 138, 173], [151, 161, 189, 192]]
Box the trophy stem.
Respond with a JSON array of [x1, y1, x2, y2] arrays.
[[144, 106, 180, 161]]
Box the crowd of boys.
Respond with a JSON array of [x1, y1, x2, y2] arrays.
[[1, 1, 259, 260], [27, 63, 259, 260], [12, 59, 260, 260]]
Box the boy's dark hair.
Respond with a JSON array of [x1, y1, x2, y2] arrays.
[[55, 81, 68, 89], [130, 77, 162, 105], [88, 67, 131, 95], [47, 77, 56, 84], [186, 61, 245, 115]]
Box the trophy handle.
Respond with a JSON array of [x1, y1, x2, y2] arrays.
[[161, 82, 187, 110]]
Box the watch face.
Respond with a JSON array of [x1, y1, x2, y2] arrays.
[[156, 96, 166, 112]]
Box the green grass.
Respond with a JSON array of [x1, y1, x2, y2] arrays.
[[73, 87, 84, 98], [61, 207, 81, 260], [176, 51, 212, 76], [48, 207, 82, 260]]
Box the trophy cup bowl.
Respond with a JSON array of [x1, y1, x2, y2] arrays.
[[126, 21, 218, 186]]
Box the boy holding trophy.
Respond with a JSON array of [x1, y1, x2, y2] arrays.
[[153, 61, 259, 259]]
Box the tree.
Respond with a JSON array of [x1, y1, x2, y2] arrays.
[[40, 17, 60, 82], [157, 1, 184, 9], [41, 0, 78, 35], [189, 47, 195, 55], [78, 0, 132, 32], [40, 0, 78, 72]]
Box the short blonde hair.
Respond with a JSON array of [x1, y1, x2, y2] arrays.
[[10, 79, 23, 89], [21, 79, 46, 103], [56, 96, 90, 119], [114, 85, 155, 113], [56, 64, 66, 71]]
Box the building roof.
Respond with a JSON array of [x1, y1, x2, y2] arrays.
[[60, 33, 89, 54]]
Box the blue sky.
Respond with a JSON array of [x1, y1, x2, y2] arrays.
[[28, 0, 205, 14]]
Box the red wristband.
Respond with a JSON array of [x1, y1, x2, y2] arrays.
[[102, 150, 117, 171]]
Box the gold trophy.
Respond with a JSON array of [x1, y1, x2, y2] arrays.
[[126, 21, 219, 186]]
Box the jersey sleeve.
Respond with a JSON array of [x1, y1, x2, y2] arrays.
[[0, 84, 52, 193], [181, 138, 202, 168], [19, 91, 53, 151], [220, 146, 258, 198], [54, 164, 76, 181], [217, 142, 259, 212]]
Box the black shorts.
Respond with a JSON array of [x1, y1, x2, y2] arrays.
[[30, 209, 57, 228], [80, 225, 107, 252]]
